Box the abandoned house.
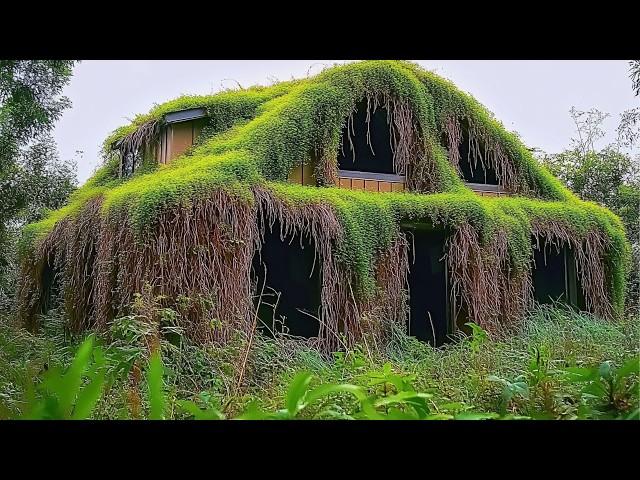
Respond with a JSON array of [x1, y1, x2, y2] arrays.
[[18, 61, 629, 350]]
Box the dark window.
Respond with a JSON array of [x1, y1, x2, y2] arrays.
[[532, 239, 584, 309], [41, 260, 62, 314], [532, 240, 567, 304], [121, 150, 142, 178], [252, 222, 321, 338], [405, 228, 450, 346], [337, 100, 395, 174], [457, 119, 499, 185]]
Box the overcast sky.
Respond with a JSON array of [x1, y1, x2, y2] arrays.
[[52, 60, 638, 183]]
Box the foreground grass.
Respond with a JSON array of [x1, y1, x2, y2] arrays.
[[0, 305, 638, 419]]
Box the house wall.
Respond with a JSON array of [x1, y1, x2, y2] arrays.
[[335, 175, 405, 192], [287, 158, 318, 186], [154, 118, 208, 165]]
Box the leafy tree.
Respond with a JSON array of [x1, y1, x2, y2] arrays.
[[0, 136, 77, 309], [630, 60, 640, 97], [15, 135, 77, 224], [0, 60, 77, 307], [0, 61, 75, 239]]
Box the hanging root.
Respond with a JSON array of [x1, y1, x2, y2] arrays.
[[253, 186, 347, 350], [532, 222, 613, 319], [362, 234, 409, 347], [444, 116, 462, 173], [320, 92, 430, 189], [444, 115, 527, 195], [18, 198, 103, 333], [446, 223, 531, 337], [17, 184, 617, 349], [94, 190, 259, 343], [115, 119, 161, 177]]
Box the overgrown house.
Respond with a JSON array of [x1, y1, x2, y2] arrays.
[[18, 61, 629, 350]]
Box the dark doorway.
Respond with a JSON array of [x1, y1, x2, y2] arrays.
[[41, 260, 62, 314], [532, 239, 584, 309], [405, 228, 450, 346], [457, 119, 499, 185], [337, 100, 395, 174], [252, 222, 321, 338]]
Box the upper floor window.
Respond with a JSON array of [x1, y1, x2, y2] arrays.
[[337, 100, 395, 175], [115, 108, 208, 179], [457, 119, 499, 186]]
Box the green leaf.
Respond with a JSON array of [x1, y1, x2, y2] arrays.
[[487, 375, 507, 385], [235, 401, 272, 420], [147, 352, 165, 420], [71, 368, 106, 420], [617, 357, 640, 379], [598, 361, 614, 381], [305, 383, 368, 407], [373, 391, 432, 408], [563, 366, 599, 383], [384, 407, 419, 420], [425, 413, 455, 420], [625, 408, 639, 420], [58, 336, 95, 417], [285, 371, 314, 416]]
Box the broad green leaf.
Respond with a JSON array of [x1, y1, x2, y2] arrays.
[[71, 368, 106, 420], [439, 402, 467, 412], [425, 413, 455, 420], [563, 366, 598, 383], [373, 391, 432, 408], [598, 361, 614, 381], [236, 401, 273, 420], [384, 407, 418, 420], [147, 352, 165, 420], [487, 375, 507, 385], [617, 357, 640, 379], [305, 383, 367, 407], [286, 371, 313, 416], [625, 408, 639, 420], [59, 336, 95, 417]]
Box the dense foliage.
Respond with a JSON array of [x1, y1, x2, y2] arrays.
[[0, 304, 637, 420], [0, 61, 78, 308], [0, 60, 75, 249], [1, 61, 638, 422]]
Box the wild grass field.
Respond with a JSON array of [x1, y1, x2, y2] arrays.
[[1, 300, 637, 420]]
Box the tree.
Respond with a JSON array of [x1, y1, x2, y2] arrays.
[[0, 61, 76, 238], [630, 60, 640, 97], [16, 135, 77, 224], [0, 136, 77, 307], [0, 60, 77, 307]]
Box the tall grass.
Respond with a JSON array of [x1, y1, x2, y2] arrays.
[[0, 304, 637, 419]]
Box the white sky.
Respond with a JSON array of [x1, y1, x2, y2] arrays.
[[52, 60, 639, 183]]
